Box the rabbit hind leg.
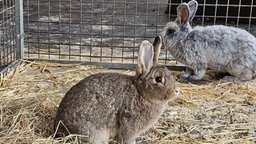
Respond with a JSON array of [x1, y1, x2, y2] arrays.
[[226, 57, 254, 81], [88, 128, 110, 144], [115, 136, 136, 144], [224, 70, 252, 81], [115, 130, 136, 144], [237, 70, 253, 81]]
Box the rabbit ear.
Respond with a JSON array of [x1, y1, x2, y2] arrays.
[[136, 40, 154, 78], [187, 0, 198, 22], [176, 0, 198, 25], [176, 3, 190, 25], [152, 36, 162, 65]]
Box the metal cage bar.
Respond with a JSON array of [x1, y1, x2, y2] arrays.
[[16, 0, 24, 60]]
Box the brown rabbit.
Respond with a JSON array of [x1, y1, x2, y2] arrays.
[[54, 36, 180, 144]]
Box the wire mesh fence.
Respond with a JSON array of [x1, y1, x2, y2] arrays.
[[23, 0, 171, 67], [21, 0, 256, 68], [0, 0, 23, 72]]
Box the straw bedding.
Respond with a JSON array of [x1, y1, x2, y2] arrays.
[[0, 60, 255, 144]]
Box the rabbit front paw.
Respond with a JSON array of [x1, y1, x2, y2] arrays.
[[178, 71, 191, 79], [177, 71, 192, 83], [188, 75, 202, 81], [223, 76, 237, 81], [178, 74, 208, 84]]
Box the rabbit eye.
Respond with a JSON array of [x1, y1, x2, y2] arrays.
[[155, 76, 162, 83], [166, 28, 175, 35]]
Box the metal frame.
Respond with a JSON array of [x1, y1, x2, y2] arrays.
[[15, 0, 24, 60], [0, 0, 24, 75]]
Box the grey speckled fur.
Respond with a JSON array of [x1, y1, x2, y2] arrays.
[[54, 36, 179, 144], [161, 0, 256, 81]]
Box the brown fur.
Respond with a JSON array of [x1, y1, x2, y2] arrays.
[[54, 36, 179, 144]]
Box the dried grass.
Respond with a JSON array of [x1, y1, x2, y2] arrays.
[[0, 60, 255, 144]]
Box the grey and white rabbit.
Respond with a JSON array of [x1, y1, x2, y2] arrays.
[[161, 0, 256, 81], [54, 36, 180, 144]]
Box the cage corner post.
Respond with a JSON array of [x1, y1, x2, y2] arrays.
[[15, 0, 24, 61]]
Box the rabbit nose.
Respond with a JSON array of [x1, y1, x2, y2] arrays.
[[175, 87, 180, 95], [171, 87, 180, 101]]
